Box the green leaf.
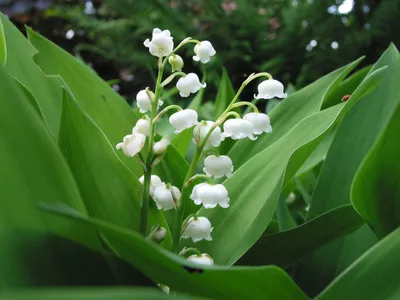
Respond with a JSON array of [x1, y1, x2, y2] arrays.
[[58, 90, 171, 246], [0, 13, 63, 136], [213, 68, 235, 120], [228, 58, 363, 169], [26, 28, 189, 187], [316, 227, 400, 300], [296, 44, 400, 296], [266, 99, 281, 113], [0, 64, 102, 287], [238, 205, 364, 268], [295, 127, 336, 176], [42, 204, 309, 300], [351, 105, 400, 238], [171, 128, 193, 158], [276, 194, 297, 231], [12, 77, 46, 123], [26, 27, 141, 175], [321, 65, 371, 108], [0, 288, 202, 300]]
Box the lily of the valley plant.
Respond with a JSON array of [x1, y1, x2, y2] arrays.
[[116, 28, 286, 265]]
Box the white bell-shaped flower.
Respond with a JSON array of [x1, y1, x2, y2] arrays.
[[169, 109, 198, 133], [193, 41, 216, 64], [153, 184, 181, 211], [190, 183, 230, 209], [182, 216, 213, 242], [138, 175, 164, 198], [203, 155, 233, 178], [243, 112, 272, 135], [143, 28, 174, 57], [168, 54, 184, 72], [193, 121, 221, 149], [133, 118, 150, 136], [153, 136, 170, 155], [187, 253, 214, 266], [116, 133, 146, 157], [254, 79, 287, 99], [220, 119, 256, 141], [176, 73, 206, 97], [136, 89, 163, 113]]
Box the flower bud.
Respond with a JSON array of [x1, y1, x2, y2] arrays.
[[169, 109, 198, 133], [136, 89, 163, 113], [116, 133, 146, 157], [153, 136, 170, 155], [187, 253, 214, 266], [193, 41, 216, 64], [139, 175, 164, 198], [203, 155, 233, 178], [168, 54, 184, 72], [133, 118, 150, 136], [243, 112, 272, 135], [150, 225, 167, 243], [143, 28, 174, 57], [254, 79, 287, 99], [193, 121, 221, 149], [153, 184, 181, 211], [190, 183, 230, 209], [220, 119, 256, 141], [182, 216, 213, 242], [176, 73, 206, 97]]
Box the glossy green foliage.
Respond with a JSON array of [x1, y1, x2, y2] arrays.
[[1, 9, 400, 300], [238, 205, 364, 267], [296, 45, 400, 296], [352, 105, 400, 238], [316, 227, 400, 300], [42, 204, 309, 300]]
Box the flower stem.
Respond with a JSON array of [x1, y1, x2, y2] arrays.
[[179, 247, 202, 257], [153, 105, 183, 122], [185, 174, 212, 187], [231, 101, 259, 113], [172, 146, 202, 252], [140, 57, 165, 235], [161, 72, 186, 87]]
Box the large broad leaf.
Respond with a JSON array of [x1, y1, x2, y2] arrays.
[[26, 27, 141, 173], [351, 104, 400, 238], [59, 90, 171, 245], [296, 44, 400, 296], [0, 288, 203, 300], [42, 204, 309, 300], [0, 64, 105, 287], [316, 227, 400, 300], [238, 205, 364, 267], [228, 58, 363, 169], [0, 13, 62, 136], [186, 62, 386, 266], [295, 127, 337, 177], [213, 68, 235, 120], [26, 28, 189, 186]]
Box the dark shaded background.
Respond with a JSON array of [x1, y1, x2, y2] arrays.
[[1, 0, 398, 102]]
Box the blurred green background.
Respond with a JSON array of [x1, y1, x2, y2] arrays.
[[2, 0, 399, 102]]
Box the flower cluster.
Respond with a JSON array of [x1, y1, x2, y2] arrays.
[[116, 28, 286, 266]]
